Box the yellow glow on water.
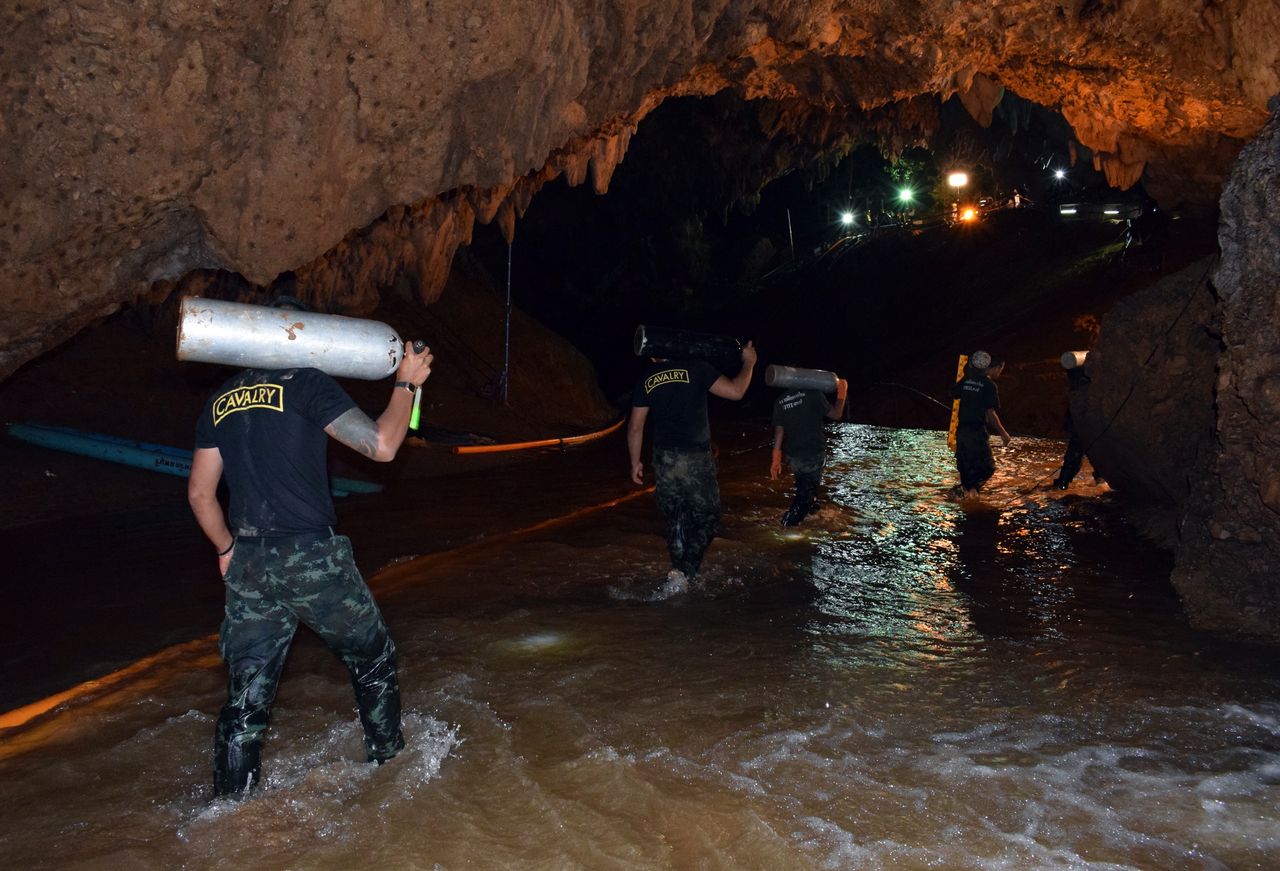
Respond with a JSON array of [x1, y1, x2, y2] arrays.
[[516, 632, 565, 651], [493, 631, 576, 657], [0, 637, 220, 760]]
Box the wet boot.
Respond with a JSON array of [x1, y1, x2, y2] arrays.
[[658, 569, 690, 598], [347, 637, 405, 764], [212, 655, 280, 799], [1055, 433, 1085, 490], [667, 514, 687, 577], [781, 468, 821, 527], [213, 723, 263, 798]]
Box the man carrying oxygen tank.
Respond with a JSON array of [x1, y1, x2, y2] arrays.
[[949, 350, 1011, 498], [627, 337, 757, 594], [770, 374, 848, 526], [186, 298, 432, 798]]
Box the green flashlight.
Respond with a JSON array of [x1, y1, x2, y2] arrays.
[[408, 339, 427, 431]]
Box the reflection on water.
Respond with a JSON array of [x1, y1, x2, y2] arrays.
[[3, 425, 1279, 869]]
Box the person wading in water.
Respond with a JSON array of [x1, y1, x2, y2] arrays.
[[188, 305, 432, 798], [949, 350, 1011, 499], [770, 377, 848, 526], [627, 341, 757, 595]]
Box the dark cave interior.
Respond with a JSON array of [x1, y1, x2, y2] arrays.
[[462, 89, 1213, 418]]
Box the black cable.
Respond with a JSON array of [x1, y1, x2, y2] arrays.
[[422, 307, 499, 381], [872, 382, 954, 413], [418, 304, 550, 432]]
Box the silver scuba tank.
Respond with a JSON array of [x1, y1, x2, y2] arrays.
[[1060, 350, 1088, 370], [176, 297, 404, 380], [765, 364, 839, 393]]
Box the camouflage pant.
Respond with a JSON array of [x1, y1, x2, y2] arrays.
[[1055, 429, 1085, 487], [782, 452, 824, 527], [955, 425, 995, 491], [653, 448, 721, 578], [214, 533, 403, 796]]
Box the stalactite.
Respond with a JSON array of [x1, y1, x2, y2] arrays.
[[3, 0, 1277, 378], [958, 74, 1005, 128]]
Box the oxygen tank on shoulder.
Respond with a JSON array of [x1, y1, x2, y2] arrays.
[[1060, 351, 1088, 370], [176, 297, 406, 380], [633, 324, 744, 372], [765, 364, 840, 393]]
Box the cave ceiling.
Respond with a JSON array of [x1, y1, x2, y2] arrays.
[[2, 0, 1276, 378]]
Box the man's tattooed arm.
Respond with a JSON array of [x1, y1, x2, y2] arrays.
[[326, 408, 382, 459]]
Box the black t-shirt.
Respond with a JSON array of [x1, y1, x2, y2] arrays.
[[950, 372, 1000, 429], [195, 368, 357, 536], [772, 389, 831, 460], [631, 359, 722, 451]]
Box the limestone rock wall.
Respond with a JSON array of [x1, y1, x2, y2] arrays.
[[1074, 108, 1280, 639], [4, 1, 1278, 378], [1071, 258, 1220, 546], [1172, 110, 1280, 638]]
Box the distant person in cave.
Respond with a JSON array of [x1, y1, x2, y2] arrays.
[[187, 298, 433, 799], [950, 350, 1011, 498], [1052, 357, 1095, 490], [769, 376, 848, 526], [1120, 203, 1171, 270], [627, 340, 757, 594]]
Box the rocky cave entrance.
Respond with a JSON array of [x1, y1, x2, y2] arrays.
[[2, 3, 1277, 643]]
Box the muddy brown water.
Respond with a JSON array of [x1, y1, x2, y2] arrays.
[[1, 425, 1278, 869]]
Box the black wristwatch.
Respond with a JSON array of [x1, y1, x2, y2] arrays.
[[394, 380, 416, 394]]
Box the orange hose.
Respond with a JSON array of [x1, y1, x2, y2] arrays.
[[0, 483, 651, 750], [451, 418, 624, 455], [0, 637, 220, 748]]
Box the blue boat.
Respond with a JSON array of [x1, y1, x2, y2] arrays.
[[6, 423, 383, 497]]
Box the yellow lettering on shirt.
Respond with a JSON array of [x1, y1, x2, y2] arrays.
[[645, 369, 690, 393], [212, 383, 284, 425]]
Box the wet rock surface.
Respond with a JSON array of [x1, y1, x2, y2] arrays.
[[1173, 111, 1280, 639], [1077, 110, 1280, 640], [1071, 257, 1219, 546]]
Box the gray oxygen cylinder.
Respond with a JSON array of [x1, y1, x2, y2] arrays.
[[765, 364, 839, 393], [633, 324, 743, 371], [1061, 350, 1088, 370], [176, 297, 404, 380]]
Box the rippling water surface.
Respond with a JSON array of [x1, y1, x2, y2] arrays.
[[3, 426, 1278, 869]]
